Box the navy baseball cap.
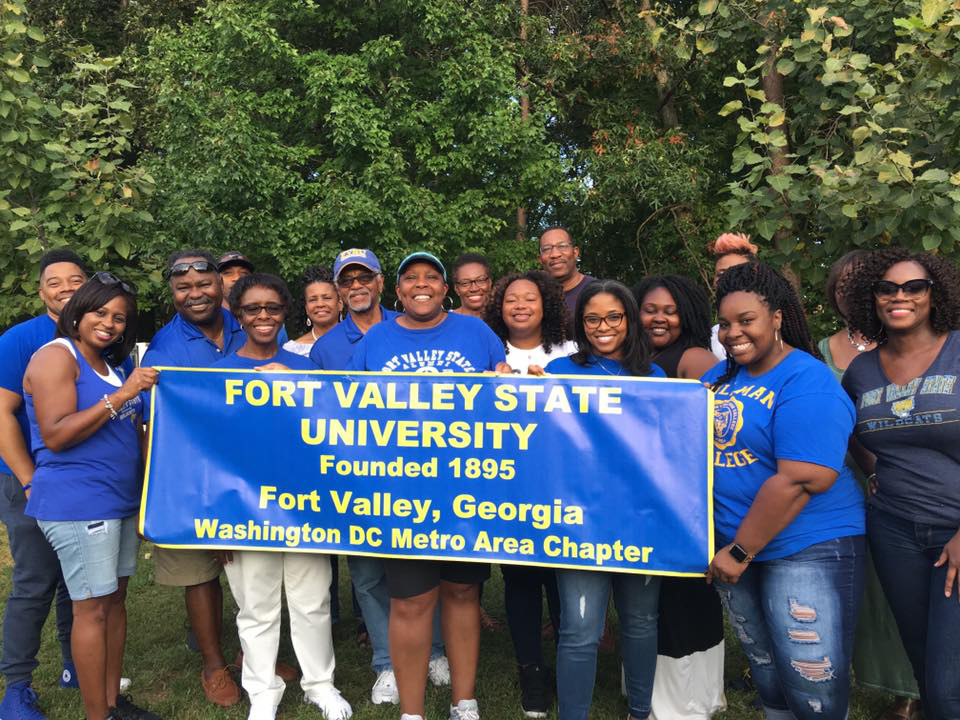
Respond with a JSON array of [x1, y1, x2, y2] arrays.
[[217, 251, 254, 273], [333, 248, 382, 282], [396, 251, 447, 282]]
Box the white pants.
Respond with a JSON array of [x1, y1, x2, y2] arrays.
[[224, 550, 336, 707]]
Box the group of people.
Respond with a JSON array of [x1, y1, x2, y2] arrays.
[[0, 227, 956, 720]]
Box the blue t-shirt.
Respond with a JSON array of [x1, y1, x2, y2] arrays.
[[545, 354, 666, 378], [25, 339, 142, 521], [310, 306, 399, 371], [0, 315, 56, 475], [702, 350, 864, 560], [347, 312, 505, 373], [214, 348, 316, 372]]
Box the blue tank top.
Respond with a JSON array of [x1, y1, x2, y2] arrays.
[[25, 339, 143, 521]]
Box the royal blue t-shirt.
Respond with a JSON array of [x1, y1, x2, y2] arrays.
[[347, 312, 505, 373], [701, 351, 864, 561], [310, 306, 399, 371], [214, 348, 316, 372], [545, 354, 666, 378]]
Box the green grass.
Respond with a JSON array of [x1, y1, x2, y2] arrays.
[[0, 542, 891, 719]]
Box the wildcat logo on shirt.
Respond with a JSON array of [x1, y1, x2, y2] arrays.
[[382, 350, 477, 373], [891, 396, 914, 419], [858, 373, 957, 430]]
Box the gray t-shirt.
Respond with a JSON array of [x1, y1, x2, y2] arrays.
[[842, 331, 960, 527]]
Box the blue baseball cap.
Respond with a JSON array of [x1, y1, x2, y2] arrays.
[[396, 251, 447, 282], [333, 248, 382, 282]]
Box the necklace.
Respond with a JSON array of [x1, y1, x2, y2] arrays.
[[847, 329, 868, 353], [311, 326, 321, 341], [595, 357, 624, 376]]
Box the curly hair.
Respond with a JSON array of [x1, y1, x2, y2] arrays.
[[633, 275, 712, 350], [485, 271, 567, 352], [300, 265, 335, 294], [824, 249, 871, 320], [708, 232, 758, 259], [710, 262, 819, 389], [228, 273, 293, 319], [840, 248, 960, 341], [570, 280, 654, 377], [452, 253, 491, 281]]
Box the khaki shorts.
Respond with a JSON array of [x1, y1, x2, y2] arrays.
[[153, 546, 222, 587]]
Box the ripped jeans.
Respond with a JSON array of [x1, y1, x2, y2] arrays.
[[556, 569, 660, 720], [717, 535, 864, 720]]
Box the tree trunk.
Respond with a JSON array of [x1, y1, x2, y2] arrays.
[[760, 37, 793, 247], [640, 0, 679, 129]]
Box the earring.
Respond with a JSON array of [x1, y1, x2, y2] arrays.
[[306, 317, 312, 327], [776, 328, 783, 352], [116, 334, 124, 344], [393, 298, 404, 313], [442, 296, 454, 312]]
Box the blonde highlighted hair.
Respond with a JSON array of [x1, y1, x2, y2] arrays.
[[709, 232, 759, 258]]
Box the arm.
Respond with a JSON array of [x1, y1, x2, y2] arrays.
[[28, 348, 157, 452], [0, 388, 34, 486], [678, 347, 721, 380], [709, 458, 838, 584], [847, 435, 876, 477]]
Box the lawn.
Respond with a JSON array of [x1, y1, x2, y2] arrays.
[[0, 541, 891, 719]]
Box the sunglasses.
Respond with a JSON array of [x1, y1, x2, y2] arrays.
[[93, 271, 138, 296], [336, 272, 378, 289], [872, 279, 933, 298], [239, 303, 285, 317], [164, 260, 217, 279]]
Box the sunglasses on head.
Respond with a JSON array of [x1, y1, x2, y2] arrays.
[[872, 279, 933, 298], [164, 260, 216, 280], [92, 271, 138, 296]]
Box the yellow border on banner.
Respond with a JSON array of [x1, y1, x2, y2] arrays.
[[139, 367, 714, 578]]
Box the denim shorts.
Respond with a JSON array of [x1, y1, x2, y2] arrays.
[[37, 516, 139, 601]]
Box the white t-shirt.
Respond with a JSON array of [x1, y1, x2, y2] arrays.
[[505, 340, 578, 375], [710, 324, 726, 361]]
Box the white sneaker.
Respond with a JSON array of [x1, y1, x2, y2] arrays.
[[306, 685, 353, 720], [428, 655, 451, 687], [449, 698, 480, 720], [119, 677, 131, 692], [400, 715, 425, 720], [247, 698, 278, 720], [372, 668, 400, 704]]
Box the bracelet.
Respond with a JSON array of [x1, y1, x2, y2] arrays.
[[103, 394, 118, 420]]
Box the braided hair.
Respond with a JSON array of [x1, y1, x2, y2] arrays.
[[485, 271, 568, 352], [710, 262, 819, 389], [839, 248, 960, 342], [633, 275, 712, 350]]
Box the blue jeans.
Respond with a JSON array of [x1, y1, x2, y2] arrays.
[[717, 536, 864, 720], [347, 555, 444, 672], [556, 569, 660, 720], [868, 506, 960, 719], [0, 473, 72, 685]]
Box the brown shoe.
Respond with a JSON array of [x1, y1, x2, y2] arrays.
[[201, 667, 241, 707], [234, 650, 300, 684]]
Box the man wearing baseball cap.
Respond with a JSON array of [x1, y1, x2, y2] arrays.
[[216, 252, 254, 311]]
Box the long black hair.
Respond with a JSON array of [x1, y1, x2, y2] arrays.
[[633, 275, 712, 350], [485, 271, 568, 352], [56, 275, 138, 367], [570, 279, 653, 376], [710, 262, 818, 389]]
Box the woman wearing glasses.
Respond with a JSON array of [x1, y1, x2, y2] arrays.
[[216, 274, 352, 720], [540, 280, 665, 720], [841, 249, 960, 720], [704, 262, 865, 720], [451, 253, 494, 319], [23, 274, 161, 720]]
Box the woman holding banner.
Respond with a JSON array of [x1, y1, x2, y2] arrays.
[[347, 251, 505, 720], [215, 273, 352, 720], [485, 270, 574, 718], [703, 262, 865, 720], [541, 280, 665, 720], [635, 275, 726, 720], [22, 274, 160, 720]]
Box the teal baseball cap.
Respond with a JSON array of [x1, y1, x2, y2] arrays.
[[396, 251, 447, 282]]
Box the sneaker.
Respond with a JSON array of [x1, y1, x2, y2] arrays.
[[119, 678, 131, 692], [200, 667, 241, 707], [449, 698, 480, 720], [305, 686, 352, 720], [0, 683, 46, 720], [400, 716, 424, 720], [371, 669, 399, 705], [113, 695, 162, 720], [428, 655, 451, 687], [518, 664, 550, 719], [247, 698, 278, 720], [59, 662, 79, 689]]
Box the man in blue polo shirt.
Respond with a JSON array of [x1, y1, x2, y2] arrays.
[[141, 249, 245, 708], [0, 249, 87, 718], [310, 249, 448, 705]]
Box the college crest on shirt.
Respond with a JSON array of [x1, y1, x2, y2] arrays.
[[714, 396, 744, 450]]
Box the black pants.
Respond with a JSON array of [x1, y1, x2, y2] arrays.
[[502, 564, 561, 667]]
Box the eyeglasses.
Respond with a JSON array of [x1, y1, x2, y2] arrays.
[[455, 276, 490, 289], [336, 272, 378, 289], [583, 312, 625, 329], [539, 242, 573, 255], [872, 279, 933, 298], [92, 271, 138, 296], [239, 303, 285, 317], [164, 260, 216, 279]]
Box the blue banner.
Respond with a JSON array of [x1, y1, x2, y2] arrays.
[[140, 369, 714, 576]]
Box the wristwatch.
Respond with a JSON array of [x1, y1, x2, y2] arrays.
[[729, 543, 755, 564]]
